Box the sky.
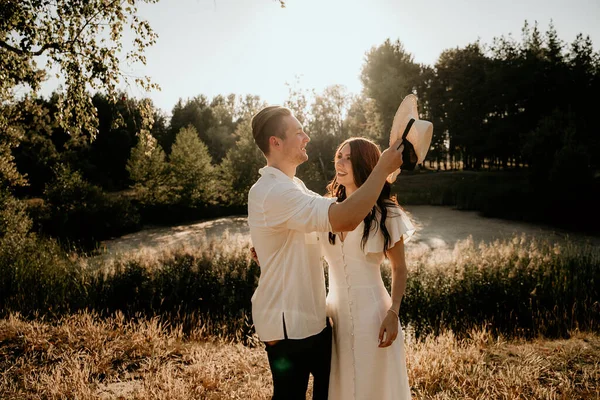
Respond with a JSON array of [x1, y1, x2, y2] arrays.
[[40, 0, 600, 115]]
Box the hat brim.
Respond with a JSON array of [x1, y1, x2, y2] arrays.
[[389, 94, 419, 147], [387, 94, 433, 183]]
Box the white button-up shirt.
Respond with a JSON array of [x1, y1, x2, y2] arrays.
[[248, 166, 337, 341]]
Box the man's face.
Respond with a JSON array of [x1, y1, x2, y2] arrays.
[[279, 115, 310, 166]]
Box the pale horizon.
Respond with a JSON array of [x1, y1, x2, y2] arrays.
[[38, 0, 600, 115]]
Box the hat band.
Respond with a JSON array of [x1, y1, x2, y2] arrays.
[[397, 118, 415, 150]]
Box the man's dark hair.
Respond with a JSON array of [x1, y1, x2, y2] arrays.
[[251, 106, 292, 156]]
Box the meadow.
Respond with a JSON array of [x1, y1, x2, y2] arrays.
[[1, 312, 598, 399], [1, 232, 599, 398]]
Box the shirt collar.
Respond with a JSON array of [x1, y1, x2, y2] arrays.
[[259, 166, 295, 182]]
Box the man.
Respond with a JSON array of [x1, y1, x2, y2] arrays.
[[248, 105, 404, 399]]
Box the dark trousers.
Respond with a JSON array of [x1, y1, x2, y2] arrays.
[[265, 323, 332, 400]]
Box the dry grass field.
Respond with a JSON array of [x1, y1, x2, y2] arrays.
[[1, 312, 598, 400]]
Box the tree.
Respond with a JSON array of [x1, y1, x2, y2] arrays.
[[218, 120, 265, 206], [416, 64, 448, 169], [0, 188, 33, 256], [10, 98, 60, 196], [204, 94, 238, 162], [361, 39, 422, 141], [167, 96, 212, 155], [168, 94, 249, 162], [433, 43, 490, 169], [169, 125, 215, 207], [344, 95, 384, 142], [126, 133, 170, 205], [298, 85, 351, 190], [76, 93, 151, 191], [0, 0, 159, 191], [567, 33, 600, 171], [284, 78, 312, 126]]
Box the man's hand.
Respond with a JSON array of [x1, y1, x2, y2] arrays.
[[250, 247, 260, 266], [378, 140, 404, 175]]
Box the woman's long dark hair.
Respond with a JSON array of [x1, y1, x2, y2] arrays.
[[326, 137, 400, 256]]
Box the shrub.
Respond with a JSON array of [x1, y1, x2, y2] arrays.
[[40, 166, 141, 249], [1, 232, 597, 342]]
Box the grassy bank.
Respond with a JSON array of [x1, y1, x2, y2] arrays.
[[1, 233, 598, 341], [399, 236, 600, 338], [1, 312, 598, 399]]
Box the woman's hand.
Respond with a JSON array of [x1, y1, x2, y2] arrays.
[[250, 246, 260, 265], [378, 310, 399, 348]]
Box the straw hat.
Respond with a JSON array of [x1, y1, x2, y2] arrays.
[[387, 94, 433, 183]]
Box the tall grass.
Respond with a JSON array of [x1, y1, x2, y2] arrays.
[[395, 235, 600, 339], [1, 312, 599, 399], [1, 232, 598, 342]]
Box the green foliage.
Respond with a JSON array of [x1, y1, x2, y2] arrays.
[[169, 125, 215, 207], [522, 110, 593, 187], [343, 95, 383, 142], [41, 166, 140, 248], [91, 249, 260, 338], [361, 21, 599, 177], [1, 235, 597, 342], [0, 189, 87, 314], [300, 85, 351, 189], [0, 189, 33, 257], [168, 94, 260, 162], [0, 0, 159, 253], [361, 39, 422, 140], [204, 94, 238, 161], [11, 99, 60, 196], [218, 120, 265, 206], [0, 237, 86, 316], [0, 101, 38, 188], [398, 237, 600, 339], [284, 79, 311, 126], [83, 93, 149, 191], [168, 96, 214, 155], [432, 42, 491, 168], [0, 0, 159, 139], [126, 133, 171, 206]]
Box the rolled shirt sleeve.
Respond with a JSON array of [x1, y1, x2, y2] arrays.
[[263, 181, 337, 233]]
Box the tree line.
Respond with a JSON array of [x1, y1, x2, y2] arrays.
[[1, 2, 599, 250]]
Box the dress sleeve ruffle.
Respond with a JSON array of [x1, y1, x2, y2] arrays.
[[363, 207, 416, 255]]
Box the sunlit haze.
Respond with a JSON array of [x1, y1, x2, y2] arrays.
[[41, 0, 600, 114]]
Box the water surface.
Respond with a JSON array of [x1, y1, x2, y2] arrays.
[[99, 205, 599, 259]]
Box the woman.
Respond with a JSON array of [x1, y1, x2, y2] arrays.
[[321, 137, 414, 400]]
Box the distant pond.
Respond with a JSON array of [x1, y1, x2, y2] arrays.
[[98, 205, 600, 260]]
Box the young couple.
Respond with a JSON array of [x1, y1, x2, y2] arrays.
[[248, 98, 431, 400]]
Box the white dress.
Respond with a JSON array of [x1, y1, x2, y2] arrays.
[[319, 207, 415, 400]]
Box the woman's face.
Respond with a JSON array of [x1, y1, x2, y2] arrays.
[[335, 143, 357, 192]]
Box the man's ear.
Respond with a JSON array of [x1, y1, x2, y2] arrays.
[[269, 136, 280, 149]]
